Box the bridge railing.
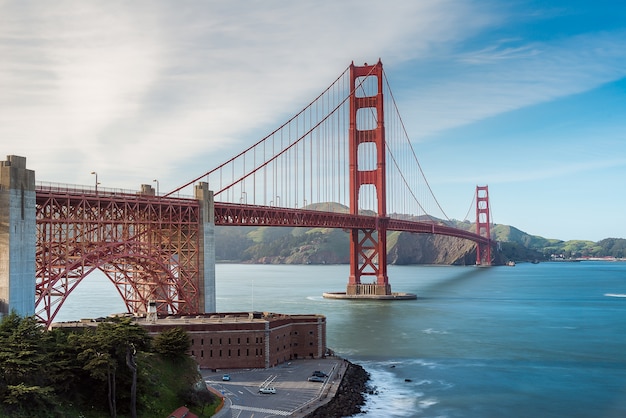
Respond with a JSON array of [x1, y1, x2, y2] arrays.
[[36, 181, 194, 201]]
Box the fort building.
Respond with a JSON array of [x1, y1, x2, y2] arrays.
[[54, 311, 327, 370]]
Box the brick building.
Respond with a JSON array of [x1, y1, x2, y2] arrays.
[[141, 311, 327, 369]]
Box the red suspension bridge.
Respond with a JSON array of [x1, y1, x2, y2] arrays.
[[0, 60, 492, 327]]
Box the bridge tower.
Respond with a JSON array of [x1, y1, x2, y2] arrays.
[[475, 185, 492, 265], [346, 60, 391, 296]]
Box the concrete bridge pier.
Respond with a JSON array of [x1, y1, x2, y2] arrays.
[[0, 155, 36, 318], [195, 182, 216, 313]]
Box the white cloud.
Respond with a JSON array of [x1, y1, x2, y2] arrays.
[[0, 0, 495, 189], [401, 31, 626, 142], [1, 2, 164, 178], [1, 0, 623, 242], [2, 0, 623, 200], [440, 156, 626, 185]]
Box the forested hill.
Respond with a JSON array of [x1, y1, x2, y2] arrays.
[[215, 220, 626, 265], [0, 314, 217, 417]]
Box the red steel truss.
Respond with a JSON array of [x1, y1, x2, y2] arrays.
[[214, 202, 490, 244], [35, 184, 201, 327], [34, 188, 491, 326]]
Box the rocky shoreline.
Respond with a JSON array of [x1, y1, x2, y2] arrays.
[[304, 360, 371, 417]]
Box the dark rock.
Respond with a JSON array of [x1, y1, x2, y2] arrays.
[[304, 360, 371, 418]]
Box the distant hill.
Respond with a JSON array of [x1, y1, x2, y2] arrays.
[[214, 207, 626, 265]]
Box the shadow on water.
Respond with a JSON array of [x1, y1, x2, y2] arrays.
[[323, 267, 499, 357], [412, 266, 494, 299]]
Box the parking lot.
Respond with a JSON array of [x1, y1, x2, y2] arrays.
[[202, 357, 347, 417]]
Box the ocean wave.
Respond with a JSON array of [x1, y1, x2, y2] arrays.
[[353, 360, 451, 417], [422, 328, 449, 335], [605, 293, 626, 298], [355, 367, 437, 417], [376, 358, 441, 370], [418, 398, 439, 409], [405, 358, 441, 369]]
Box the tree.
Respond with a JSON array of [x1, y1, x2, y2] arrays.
[[126, 343, 138, 418], [3, 383, 55, 410], [0, 313, 45, 384], [71, 318, 149, 418], [152, 327, 191, 359], [72, 330, 119, 417], [0, 312, 59, 416]]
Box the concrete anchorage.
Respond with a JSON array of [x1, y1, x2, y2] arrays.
[[0, 155, 36, 318]]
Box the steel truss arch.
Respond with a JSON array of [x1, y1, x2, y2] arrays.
[[35, 186, 201, 327]]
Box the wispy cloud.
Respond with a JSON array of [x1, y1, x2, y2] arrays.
[[2, 1, 623, 195], [0, 0, 494, 189], [458, 39, 543, 64], [402, 31, 626, 141], [441, 156, 626, 185], [1, 1, 624, 241]]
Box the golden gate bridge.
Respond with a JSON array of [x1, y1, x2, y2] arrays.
[[0, 60, 492, 327]]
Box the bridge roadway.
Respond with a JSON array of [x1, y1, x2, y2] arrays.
[[203, 357, 349, 418], [34, 183, 488, 246], [215, 202, 490, 245]]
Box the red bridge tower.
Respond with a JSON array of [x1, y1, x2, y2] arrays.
[[475, 185, 492, 265], [346, 60, 392, 296]]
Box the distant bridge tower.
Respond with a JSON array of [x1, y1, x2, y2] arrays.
[[0, 155, 36, 318], [346, 60, 391, 296], [475, 185, 492, 265]]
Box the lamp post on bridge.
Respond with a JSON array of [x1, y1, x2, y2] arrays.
[[153, 179, 159, 197], [90, 171, 99, 195]]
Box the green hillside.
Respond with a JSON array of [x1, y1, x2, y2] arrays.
[[215, 217, 626, 264]]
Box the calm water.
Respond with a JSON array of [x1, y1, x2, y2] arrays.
[[57, 262, 626, 417]]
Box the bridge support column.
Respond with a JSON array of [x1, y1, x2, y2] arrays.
[[346, 283, 392, 296], [324, 61, 415, 301], [196, 182, 216, 313], [346, 60, 391, 296], [0, 155, 36, 318], [476, 185, 492, 265]]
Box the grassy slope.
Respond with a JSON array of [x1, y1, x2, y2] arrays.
[[59, 354, 220, 418], [139, 354, 220, 418]]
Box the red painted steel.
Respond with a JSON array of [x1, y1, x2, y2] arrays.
[[214, 203, 489, 243], [35, 184, 201, 327], [475, 185, 492, 265], [31, 60, 495, 324], [34, 191, 491, 326], [348, 60, 389, 291]]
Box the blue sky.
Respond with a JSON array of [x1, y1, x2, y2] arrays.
[[1, 1, 625, 241]]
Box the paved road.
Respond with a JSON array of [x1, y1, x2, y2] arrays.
[[203, 357, 347, 418]]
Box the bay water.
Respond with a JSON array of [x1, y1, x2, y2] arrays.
[[57, 261, 626, 417]]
